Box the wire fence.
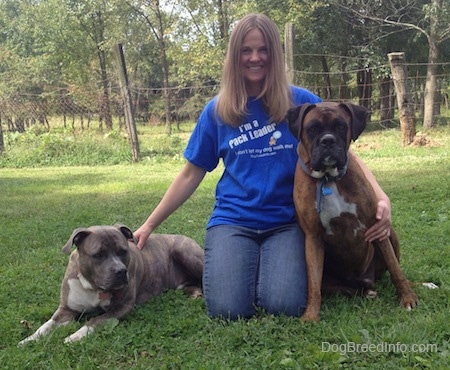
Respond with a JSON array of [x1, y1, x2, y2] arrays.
[[1, 61, 449, 133]]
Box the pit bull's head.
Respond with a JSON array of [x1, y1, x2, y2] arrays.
[[62, 224, 135, 292], [287, 102, 368, 179]]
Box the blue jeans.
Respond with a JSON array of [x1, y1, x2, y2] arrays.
[[203, 223, 308, 319]]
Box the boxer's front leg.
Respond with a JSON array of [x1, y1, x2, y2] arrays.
[[301, 234, 325, 322], [375, 239, 418, 310]]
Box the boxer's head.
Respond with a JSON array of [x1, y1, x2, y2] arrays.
[[287, 102, 368, 178], [62, 225, 134, 291]]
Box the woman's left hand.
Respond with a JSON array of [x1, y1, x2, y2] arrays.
[[365, 198, 392, 242]]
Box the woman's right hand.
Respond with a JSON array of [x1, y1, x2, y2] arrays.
[[134, 224, 153, 250], [133, 162, 207, 251]]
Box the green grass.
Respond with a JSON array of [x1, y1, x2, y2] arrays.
[[0, 122, 449, 369]]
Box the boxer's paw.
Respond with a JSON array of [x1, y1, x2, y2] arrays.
[[400, 291, 419, 311], [422, 282, 439, 289], [300, 308, 320, 322], [364, 289, 377, 299], [183, 286, 203, 299], [190, 288, 203, 299]]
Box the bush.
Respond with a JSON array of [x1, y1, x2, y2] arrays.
[[0, 128, 131, 167]]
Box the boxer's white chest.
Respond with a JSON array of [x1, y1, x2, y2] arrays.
[[319, 183, 365, 235], [67, 275, 111, 312]]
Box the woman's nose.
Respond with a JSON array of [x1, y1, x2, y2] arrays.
[[249, 50, 260, 61]]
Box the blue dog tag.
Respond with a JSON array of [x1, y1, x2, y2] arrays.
[[322, 187, 333, 196]]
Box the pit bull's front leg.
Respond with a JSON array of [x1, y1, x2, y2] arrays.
[[18, 307, 75, 346], [65, 294, 136, 343]]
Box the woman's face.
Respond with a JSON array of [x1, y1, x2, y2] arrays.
[[239, 28, 269, 96]]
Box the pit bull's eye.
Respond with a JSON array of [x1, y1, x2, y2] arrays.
[[118, 249, 128, 257], [93, 251, 105, 259]]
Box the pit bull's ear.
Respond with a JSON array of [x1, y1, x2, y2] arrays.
[[113, 224, 137, 243], [340, 103, 369, 141], [62, 228, 91, 254], [286, 103, 316, 140]]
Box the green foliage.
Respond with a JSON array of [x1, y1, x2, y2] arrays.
[[0, 127, 131, 167], [0, 122, 198, 167], [0, 125, 449, 368]]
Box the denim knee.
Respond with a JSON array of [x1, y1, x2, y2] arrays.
[[203, 225, 258, 319], [203, 223, 307, 319], [257, 223, 308, 317]]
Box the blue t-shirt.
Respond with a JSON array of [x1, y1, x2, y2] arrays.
[[184, 86, 322, 230]]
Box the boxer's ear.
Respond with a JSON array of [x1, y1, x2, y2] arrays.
[[340, 103, 368, 141], [286, 103, 315, 140], [62, 228, 91, 254], [114, 224, 137, 243]]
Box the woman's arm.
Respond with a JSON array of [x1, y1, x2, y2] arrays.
[[134, 162, 207, 249], [350, 150, 392, 242]]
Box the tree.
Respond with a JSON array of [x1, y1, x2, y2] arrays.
[[65, 0, 117, 130], [124, 0, 175, 134], [338, 0, 450, 129]]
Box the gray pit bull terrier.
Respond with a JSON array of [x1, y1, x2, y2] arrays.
[[18, 224, 203, 344]]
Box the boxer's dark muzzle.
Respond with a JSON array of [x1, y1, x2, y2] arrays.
[[310, 132, 348, 176]]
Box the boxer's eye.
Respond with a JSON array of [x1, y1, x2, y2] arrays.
[[337, 123, 347, 132], [307, 126, 318, 136]]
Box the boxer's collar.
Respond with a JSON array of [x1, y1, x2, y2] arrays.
[[297, 146, 348, 214], [297, 151, 348, 182]]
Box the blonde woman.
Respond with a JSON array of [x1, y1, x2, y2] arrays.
[[135, 13, 391, 319]]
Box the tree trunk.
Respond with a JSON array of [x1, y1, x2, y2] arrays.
[[339, 58, 349, 100], [379, 77, 394, 125], [388, 52, 416, 146], [0, 114, 4, 154], [217, 0, 228, 40], [154, 0, 172, 135], [284, 23, 294, 85], [320, 56, 332, 100], [357, 68, 372, 111], [98, 50, 113, 130], [95, 11, 113, 130], [423, 36, 439, 129], [114, 43, 140, 162]]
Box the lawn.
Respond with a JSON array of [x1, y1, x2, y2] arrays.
[[0, 122, 449, 369]]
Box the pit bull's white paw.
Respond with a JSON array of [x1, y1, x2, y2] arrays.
[[422, 282, 439, 289], [18, 319, 57, 346], [64, 325, 94, 344]]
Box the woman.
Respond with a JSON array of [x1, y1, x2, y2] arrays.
[[134, 13, 391, 319]]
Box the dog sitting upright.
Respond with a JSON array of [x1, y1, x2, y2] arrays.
[[19, 224, 203, 344], [286, 102, 418, 322]]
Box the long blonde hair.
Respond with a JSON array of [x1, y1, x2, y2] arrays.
[[216, 13, 292, 126]]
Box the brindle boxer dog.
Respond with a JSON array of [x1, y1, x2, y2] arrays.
[[287, 102, 418, 322], [19, 224, 203, 344]]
